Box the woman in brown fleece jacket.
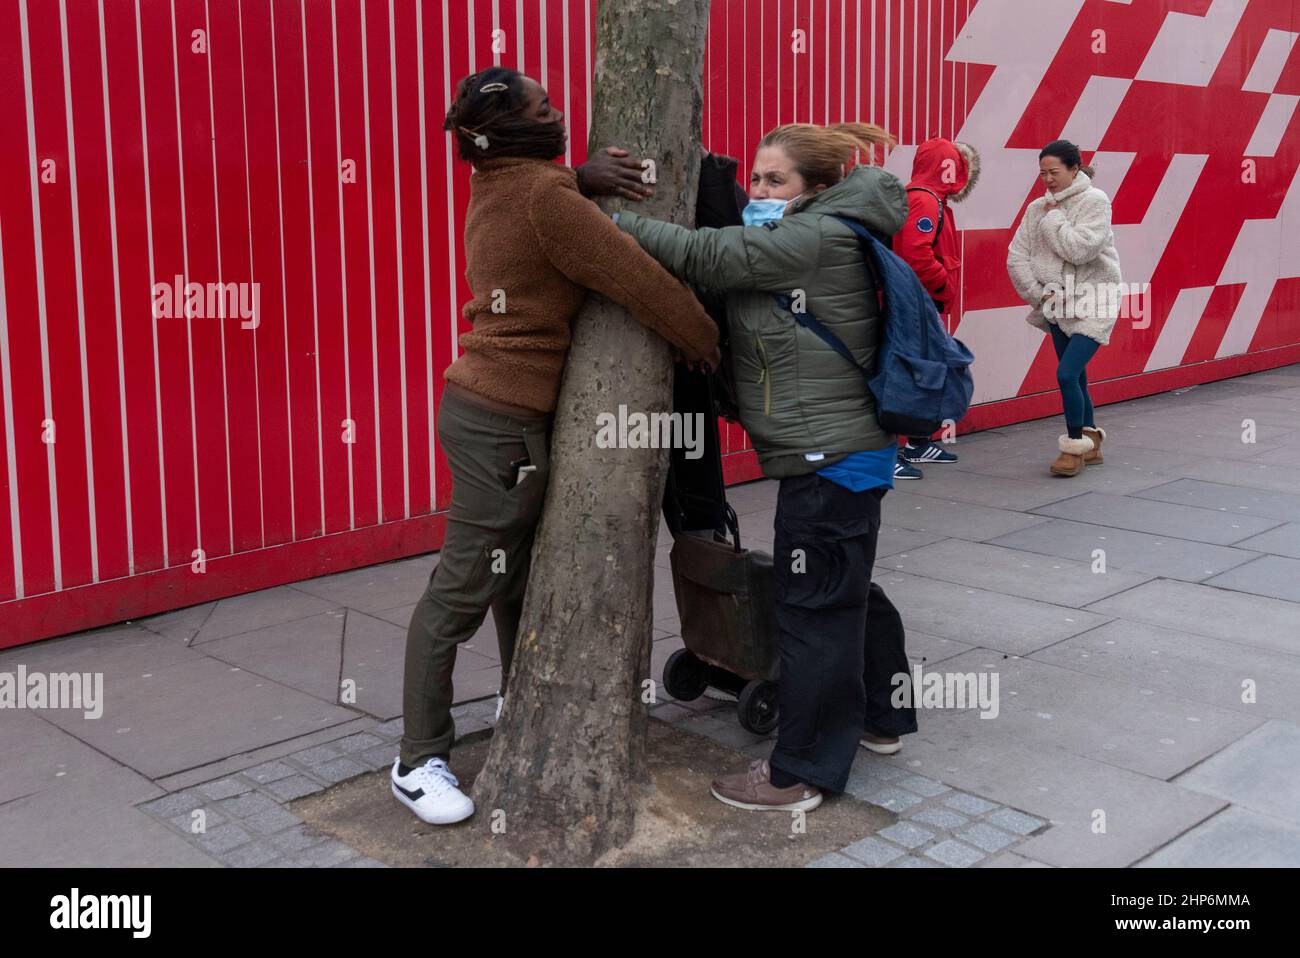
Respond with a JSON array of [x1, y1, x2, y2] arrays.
[[392, 66, 720, 826]]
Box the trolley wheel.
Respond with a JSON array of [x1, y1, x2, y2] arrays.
[[737, 680, 779, 735], [663, 648, 709, 702]]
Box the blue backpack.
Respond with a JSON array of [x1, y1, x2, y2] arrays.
[[775, 215, 975, 437]]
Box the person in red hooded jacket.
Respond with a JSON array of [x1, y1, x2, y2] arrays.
[[891, 137, 980, 478]]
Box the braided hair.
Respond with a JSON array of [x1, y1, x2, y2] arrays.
[[444, 67, 566, 163]]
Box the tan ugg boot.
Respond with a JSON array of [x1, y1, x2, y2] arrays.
[[1082, 426, 1105, 465], [1051, 434, 1094, 477]]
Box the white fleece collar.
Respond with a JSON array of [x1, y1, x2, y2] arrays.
[[1049, 171, 1092, 204]]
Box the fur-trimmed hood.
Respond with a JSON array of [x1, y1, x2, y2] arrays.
[[951, 141, 981, 203]]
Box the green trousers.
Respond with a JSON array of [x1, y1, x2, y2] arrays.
[[399, 388, 552, 767]]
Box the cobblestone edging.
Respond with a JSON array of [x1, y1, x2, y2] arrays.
[[656, 702, 1053, 868], [137, 696, 1049, 868]]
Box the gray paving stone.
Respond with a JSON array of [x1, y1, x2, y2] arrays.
[[1175, 720, 1300, 826], [193, 586, 340, 642], [1204, 555, 1300, 602], [289, 555, 431, 613], [243, 806, 302, 835], [359, 745, 399, 771], [338, 611, 409, 720], [960, 822, 1018, 853], [840, 836, 906, 866], [878, 820, 936, 850], [194, 824, 253, 855], [910, 806, 970, 830], [890, 855, 940, 867], [982, 852, 1052, 868], [883, 539, 1153, 607], [222, 842, 282, 868], [218, 792, 283, 820], [882, 493, 1050, 541], [169, 808, 226, 833], [806, 852, 865, 868], [874, 570, 1110, 655], [906, 630, 976, 667], [372, 717, 404, 738], [196, 776, 254, 801], [1138, 806, 1300, 867], [30, 655, 356, 779], [310, 757, 369, 785], [291, 744, 343, 766], [925, 839, 985, 867], [1174, 456, 1300, 496], [333, 732, 384, 753], [267, 775, 326, 802], [268, 824, 331, 853], [985, 518, 1261, 582], [899, 775, 951, 798], [875, 524, 949, 559], [1132, 477, 1300, 523], [299, 841, 361, 867], [341, 856, 389, 868], [201, 612, 346, 701], [931, 649, 1259, 779], [140, 790, 207, 820], [1032, 619, 1300, 723], [1232, 521, 1300, 559], [943, 793, 999, 816], [864, 786, 925, 812], [986, 808, 1047, 836], [1033, 492, 1278, 545], [1087, 578, 1300, 656], [245, 761, 298, 785]]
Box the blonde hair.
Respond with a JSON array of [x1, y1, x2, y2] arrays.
[[758, 122, 897, 188]]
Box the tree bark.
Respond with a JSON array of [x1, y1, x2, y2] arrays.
[[471, 0, 712, 865]]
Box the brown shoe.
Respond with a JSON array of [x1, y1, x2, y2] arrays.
[[1082, 426, 1105, 465], [710, 759, 823, 812], [1050, 434, 1094, 477]]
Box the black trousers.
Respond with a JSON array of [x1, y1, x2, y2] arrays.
[[769, 475, 917, 793]]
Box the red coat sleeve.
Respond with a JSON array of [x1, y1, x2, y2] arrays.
[[892, 190, 951, 301]]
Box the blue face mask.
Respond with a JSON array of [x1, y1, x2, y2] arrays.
[[742, 198, 791, 227]]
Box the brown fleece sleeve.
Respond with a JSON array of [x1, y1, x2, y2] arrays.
[[526, 177, 719, 361]]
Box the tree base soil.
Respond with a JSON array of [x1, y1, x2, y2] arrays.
[[292, 718, 895, 867]]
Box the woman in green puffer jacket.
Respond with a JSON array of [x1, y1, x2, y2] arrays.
[[615, 122, 920, 810]]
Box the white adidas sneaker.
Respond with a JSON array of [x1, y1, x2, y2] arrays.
[[390, 757, 474, 825]]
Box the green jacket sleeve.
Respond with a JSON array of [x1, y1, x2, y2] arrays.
[[616, 212, 817, 294]]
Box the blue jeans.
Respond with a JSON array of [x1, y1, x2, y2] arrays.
[[1049, 323, 1100, 429]]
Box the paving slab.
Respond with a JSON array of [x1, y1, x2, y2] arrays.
[[921, 649, 1259, 780], [32, 655, 358, 779], [882, 538, 1154, 606], [135, 602, 216, 640], [1086, 578, 1300, 656], [289, 555, 434, 613], [201, 611, 346, 701], [1033, 491, 1280, 545], [1232, 521, 1300, 559], [1132, 478, 1300, 523], [882, 493, 1053, 541], [1167, 456, 1300, 495], [874, 570, 1110, 655], [985, 518, 1261, 581], [1174, 720, 1300, 826], [1137, 806, 1300, 867], [1203, 555, 1300, 603], [887, 472, 1081, 511], [1032, 619, 1300, 723], [905, 630, 975, 667], [192, 586, 342, 643], [875, 524, 949, 559]]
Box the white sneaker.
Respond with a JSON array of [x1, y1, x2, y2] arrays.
[[390, 758, 474, 825], [495, 694, 504, 721]]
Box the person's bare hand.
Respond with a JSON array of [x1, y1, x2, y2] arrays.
[[575, 146, 654, 201]]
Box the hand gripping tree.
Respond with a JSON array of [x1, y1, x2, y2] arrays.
[[472, 0, 713, 866]]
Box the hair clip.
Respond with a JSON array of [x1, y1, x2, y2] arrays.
[[479, 81, 509, 93]]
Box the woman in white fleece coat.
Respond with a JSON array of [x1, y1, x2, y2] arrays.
[[1006, 139, 1122, 476]]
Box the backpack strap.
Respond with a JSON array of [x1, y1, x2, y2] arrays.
[[906, 186, 944, 248]]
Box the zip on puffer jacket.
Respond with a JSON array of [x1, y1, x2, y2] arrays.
[[1006, 171, 1123, 345]]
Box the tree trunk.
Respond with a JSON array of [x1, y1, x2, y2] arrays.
[[471, 0, 712, 865]]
